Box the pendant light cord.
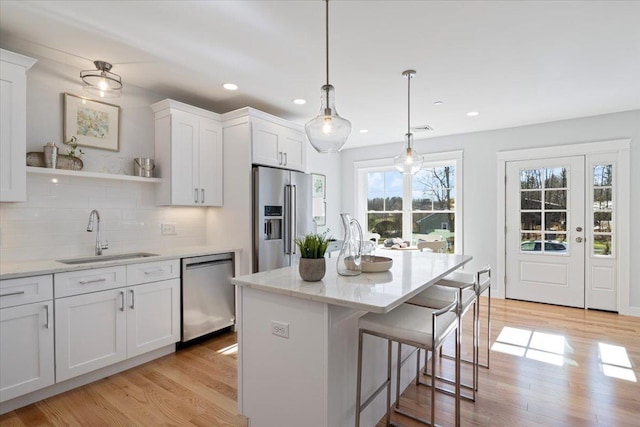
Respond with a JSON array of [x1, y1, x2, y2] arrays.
[[325, 0, 330, 86], [407, 72, 411, 135]]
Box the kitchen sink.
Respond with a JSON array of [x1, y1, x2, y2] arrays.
[[57, 252, 160, 265]]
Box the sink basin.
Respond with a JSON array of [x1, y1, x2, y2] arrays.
[[57, 252, 159, 265]]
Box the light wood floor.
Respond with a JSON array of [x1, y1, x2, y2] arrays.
[[1, 298, 639, 426]]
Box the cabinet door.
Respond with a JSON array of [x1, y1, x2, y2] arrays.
[[126, 279, 180, 358], [252, 118, 282, 167], [55, 289, 127, 382], [170, 111, 200, 205], [0, 60, 28, 202], [0, 302, 54, 402], [199, 118, 223, 206], [281, 129, 306, 172]]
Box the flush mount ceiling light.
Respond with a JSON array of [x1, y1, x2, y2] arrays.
[[293, 98, 307, 105], [305, 0, 352, 153], [394, 70, 424, 175], [223, 83, 238, 91], [466, 111, 480, 117], [80, 60, 122, 98]]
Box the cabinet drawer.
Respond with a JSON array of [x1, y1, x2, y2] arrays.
[[127, 259, 180, 285], [54, 266, 126, 298], [0, 275, 53, 309]]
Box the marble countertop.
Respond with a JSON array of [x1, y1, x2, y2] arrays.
[[0, 245, 241, 280], [232, 251, 472, 313]]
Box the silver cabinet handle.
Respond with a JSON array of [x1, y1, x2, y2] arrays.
[[194, 188, 199, 203], [79, 278, 106, 285], [44, 304, 50, 328], [0, 291, 26, 297], [283, 152, 288, 166], [201, 188, 205, 204], [119, 291, 125, 311], [278, 152, 283, 165], [130, 289, 135, 309], [143, 268, 166, 275]]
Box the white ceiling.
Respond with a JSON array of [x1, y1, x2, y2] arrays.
[[1, 0, 639, 149]]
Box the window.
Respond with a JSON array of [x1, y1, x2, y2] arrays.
[[356, 152, 462, 253], [593, 164, 613, 256]]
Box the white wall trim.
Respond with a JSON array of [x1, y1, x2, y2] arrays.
[[495, 138, 633, 316]]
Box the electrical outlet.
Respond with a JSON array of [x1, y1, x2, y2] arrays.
[[161, 223, 176, 235], [271, 321, 289, 339]]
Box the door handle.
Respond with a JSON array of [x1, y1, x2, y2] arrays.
[[119, 291, 125, 311], [44, 304, 50, 328], [576, 237, 583, 243], [194, 188, 199, 203], [201, 188, 205, 204], [130, 289, 135, 309]]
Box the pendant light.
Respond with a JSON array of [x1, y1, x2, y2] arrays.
[[393, 70, 424, 174], [80, 60, 122, 98], [305, 0, 351, 153]]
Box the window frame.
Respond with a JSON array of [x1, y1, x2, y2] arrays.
[[354, 150, 463, 254]]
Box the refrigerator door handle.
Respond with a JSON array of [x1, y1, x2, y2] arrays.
[[283, 184, 297, 255], [291, 184, 297, 254]]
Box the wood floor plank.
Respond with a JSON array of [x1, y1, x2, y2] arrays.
[[1, 299, 639, 426]]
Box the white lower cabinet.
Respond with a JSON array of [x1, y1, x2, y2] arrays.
[[0, 301, 54, 403], [55, 278, 180, 382], [126, 279, 181, 358], [55, 288, 127, 382], [54, 260, 181, 382]]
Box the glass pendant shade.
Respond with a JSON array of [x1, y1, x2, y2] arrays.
[[80, 60, 122, 98], [394, 133, 424, 174], [305, 84, 352, 153]]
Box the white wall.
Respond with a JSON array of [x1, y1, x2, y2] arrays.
[[340, 110, 640, 310], [0, 52, 208, 262]]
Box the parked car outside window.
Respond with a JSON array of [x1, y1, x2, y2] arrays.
[[520, 240, 567, 253]]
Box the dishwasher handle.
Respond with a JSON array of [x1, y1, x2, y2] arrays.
[[184, 259, 232, 270]]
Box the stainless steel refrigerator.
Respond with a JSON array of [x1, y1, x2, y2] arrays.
[[253, 165, 314, 272]]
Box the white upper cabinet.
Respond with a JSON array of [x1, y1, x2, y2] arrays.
[[152, 99, 223, 206], [0, 49, 36, 202], [222, 107, 307, 172]]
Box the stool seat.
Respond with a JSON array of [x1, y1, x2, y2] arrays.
[[408, 285, 475, 312], [438, 271, 475, 288], [359, 304, 457, 349]]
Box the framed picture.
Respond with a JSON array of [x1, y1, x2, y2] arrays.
[[64, 92, 120, 151], [312, 173, 326, 226], [312, 174, 326, 198]]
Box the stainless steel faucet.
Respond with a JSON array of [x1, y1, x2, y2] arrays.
[[87, 209, 109, 256]]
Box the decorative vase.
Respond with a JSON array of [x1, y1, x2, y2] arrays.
[[337, 213, 364, 276], [299, 257, 326, 281]]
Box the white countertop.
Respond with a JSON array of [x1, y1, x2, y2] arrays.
[[0, 245, 241, 280], [232, 251, 472, 313]]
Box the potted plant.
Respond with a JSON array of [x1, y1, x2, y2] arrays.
[[61, 136, 84, 170], [295, 232, 331, 281]]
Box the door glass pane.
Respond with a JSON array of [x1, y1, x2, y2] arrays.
[[592, 164, 614, 257], [544, 190, 567, 209], [545, 168, 567, 188], [545, 212, 566, 231], [521, 212, 541, 231], [521, 191, 542, 209], [593, 165, 612, 186], [521, 233, 542, 252], [543, 235, 568, 253], [594, 211, 612, 232], [594, 235, 612, 255], [520, 169, 542, 189]]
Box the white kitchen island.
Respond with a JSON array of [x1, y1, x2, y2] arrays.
[[232, 251, 472, 427]]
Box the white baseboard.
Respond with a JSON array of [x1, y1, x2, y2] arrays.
[[625, 306, 640, 317]]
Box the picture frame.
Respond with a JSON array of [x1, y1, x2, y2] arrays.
[[312, 173, 326, 199], [312, 173, 326, 226], [64, 92, 120, 151]]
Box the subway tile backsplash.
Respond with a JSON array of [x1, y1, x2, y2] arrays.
[[0, 174, 207, 262]]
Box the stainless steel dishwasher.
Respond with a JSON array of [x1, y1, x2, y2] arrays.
[[180, 253, 235, 343]]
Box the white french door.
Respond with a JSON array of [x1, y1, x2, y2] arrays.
[[505, 156, 585, 308]]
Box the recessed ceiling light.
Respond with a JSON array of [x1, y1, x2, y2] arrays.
[[292, 98, 307, 105], [466, 111, 479, 117], [359, 129, 369, 133], [434, 101, 444, 105], [222, 83, 238, 91]]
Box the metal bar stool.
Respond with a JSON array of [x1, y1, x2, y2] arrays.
[[438, 266, 491, 373], [406, 283, 478, 401], [355, 298, 460, 427]]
